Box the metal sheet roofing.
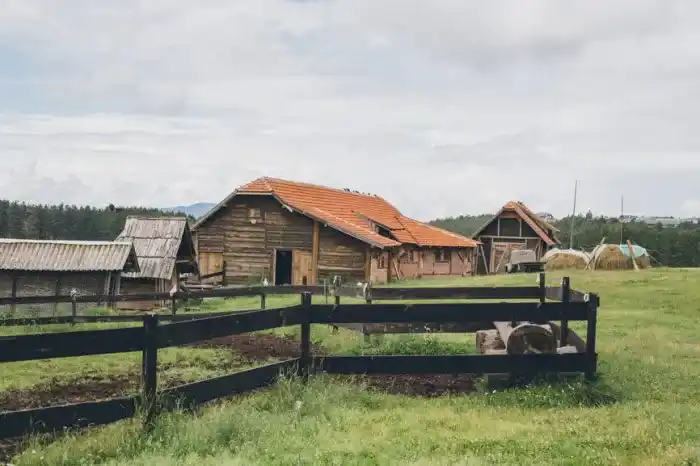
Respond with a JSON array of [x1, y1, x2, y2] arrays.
[[116, 217, 197, 280], [0, 239, 139, 272], [193, 177, 479, 249]]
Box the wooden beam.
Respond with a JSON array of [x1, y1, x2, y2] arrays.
[[386, 250, 392, 283], [497, 216, 501, 236], [53, 279, 61, 316], [10, 275, 17, 315], [519, 218, 523, 236], [364, 247, 371, 282], [311, 220, 320, 284], [477, 235, 539, 240], [418, 250, 423, 278]]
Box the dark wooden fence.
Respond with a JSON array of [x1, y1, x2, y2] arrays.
[[0, 277, 599, 440]]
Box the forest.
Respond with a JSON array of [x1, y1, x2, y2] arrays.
[[1, 200, 699, 268], [0, 200, 191, 241]]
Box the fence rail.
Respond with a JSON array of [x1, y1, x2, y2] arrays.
[[0, 275, 600, 440]]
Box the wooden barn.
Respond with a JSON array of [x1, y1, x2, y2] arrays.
[[115, 216, 198, 310], [472, 201, 560, 274], [0, 238, 139, 314], [191, 177, 479, 285]]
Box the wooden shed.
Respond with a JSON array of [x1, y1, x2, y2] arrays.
[[472, 201, 560, 274], [115, 217, 198, 310], [0, 238, 139, 314], [191, 177, 479, 285]]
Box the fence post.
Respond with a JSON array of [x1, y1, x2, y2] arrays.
[[142, 314, 159, 428], [260, 292, 266, 309], [170, 295, 177, 315], [71, 293, 77, 326], [363, 283, 371, 343], [585, 295, 598, 381], [298, 292, 312, 382], [221, 260, 227, 286], [560, 276, 570, 347], [538, 272, 546, 304]]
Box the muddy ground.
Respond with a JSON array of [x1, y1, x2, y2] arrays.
[[0, 332, 476, 462]]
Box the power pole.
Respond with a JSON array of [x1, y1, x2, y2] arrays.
[[569, 180, 578, 248]]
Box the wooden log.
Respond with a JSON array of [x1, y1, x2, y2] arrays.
[[493, 321, 557, 354]]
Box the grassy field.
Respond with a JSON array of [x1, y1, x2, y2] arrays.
[[7, 268, 700, 465]]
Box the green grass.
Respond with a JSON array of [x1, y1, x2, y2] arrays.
[[9, 268, 700, 465]]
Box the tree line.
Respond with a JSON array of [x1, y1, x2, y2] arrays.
[[0, 200, 191, 241], [430, 213, 700, 268]]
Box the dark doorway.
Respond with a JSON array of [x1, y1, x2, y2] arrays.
[[275, 250, 293, 285]]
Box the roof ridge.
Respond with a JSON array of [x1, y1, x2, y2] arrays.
[[0, 238, 132, 245], [262, 176, 389, 201], [126, 216, 188, 220]]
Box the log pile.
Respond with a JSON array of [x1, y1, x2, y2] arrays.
[[476, 321, 582, 355]]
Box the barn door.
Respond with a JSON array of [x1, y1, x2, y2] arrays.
[[199, 252, 224, 281], [292, 250, 313, 285]]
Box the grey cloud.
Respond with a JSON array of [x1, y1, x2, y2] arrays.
[[1, 1, 700, 219]]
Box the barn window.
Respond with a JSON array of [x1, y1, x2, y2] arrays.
[[378, 254, 387, 269], [248, 208, 262, 222], [435, 249, 450, 262]]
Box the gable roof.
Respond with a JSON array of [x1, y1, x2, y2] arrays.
[[193, 177, 479, 249], [0, 239, 139, 273], [116, 216, 198, 280], [472, 201, 560, 246]]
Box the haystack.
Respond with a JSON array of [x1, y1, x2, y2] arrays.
[[543, 248, 591, 270], [590, 244, 651, 270]]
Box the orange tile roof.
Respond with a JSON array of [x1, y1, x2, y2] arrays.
[[195, 177, 479, 249]]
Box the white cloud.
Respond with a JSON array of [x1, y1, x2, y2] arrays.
[[0, 0, 699, 220]]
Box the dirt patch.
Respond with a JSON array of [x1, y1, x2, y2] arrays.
[[188, 332, 324, 361], [339, 374, 477, 397]]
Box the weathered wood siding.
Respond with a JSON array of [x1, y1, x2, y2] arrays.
[[370, 250, 388, 283], [196, 194, 369, 284], [317, 225, 366, 283], [397, 247, 475, 278], [0, 271, 110, 315]]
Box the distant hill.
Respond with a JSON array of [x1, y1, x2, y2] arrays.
[[163, 202, 215, 219]]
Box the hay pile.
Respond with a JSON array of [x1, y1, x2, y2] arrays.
[[590, 244, 651, 270], [543, 248, 591, 270]]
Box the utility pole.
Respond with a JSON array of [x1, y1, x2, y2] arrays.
[[569, 180, 578, 248], [620, 195, 624, 244]]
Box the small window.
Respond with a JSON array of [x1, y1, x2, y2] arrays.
[[378, 255, 387, 269], [248, 208, 261, 218], [435, 249, 450, 262]]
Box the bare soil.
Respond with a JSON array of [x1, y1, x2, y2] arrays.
[[340, 374, 476, 397], [187, 332, 326, 361]]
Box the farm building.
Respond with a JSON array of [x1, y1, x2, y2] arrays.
[[115, 216, 198, 310], [472, 201, 560, 274], [191, 177, 479, 285], [0, 238, 139, 314]]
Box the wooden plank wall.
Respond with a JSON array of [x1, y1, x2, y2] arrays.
[[195, 195, 368, 284]]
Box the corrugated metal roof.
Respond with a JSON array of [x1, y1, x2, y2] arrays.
[[116, 217, 197, 280], [0, 239, 140, 272]]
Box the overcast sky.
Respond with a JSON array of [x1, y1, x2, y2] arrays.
[[1, 1, 699, 220]]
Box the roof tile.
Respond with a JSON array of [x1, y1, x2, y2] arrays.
[[198, 177, 478, 249]]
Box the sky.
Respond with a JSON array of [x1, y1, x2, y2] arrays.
[[1, 0, 699, 221]]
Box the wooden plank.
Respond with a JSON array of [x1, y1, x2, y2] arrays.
[[160, 360, 297, 411], [314, 353, 589, 375], [158, 306, 307, 348], [368, 286, 541, 300], [311, 221, 319, 284], [309, 302, 589, 324], [0, 326, 144, 363], [0, 396, 137, 439], [0, 285, 326, 306], [361, 322, 494, 334]]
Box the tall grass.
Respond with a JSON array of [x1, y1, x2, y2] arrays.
[[9, 269, 700, 465]]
